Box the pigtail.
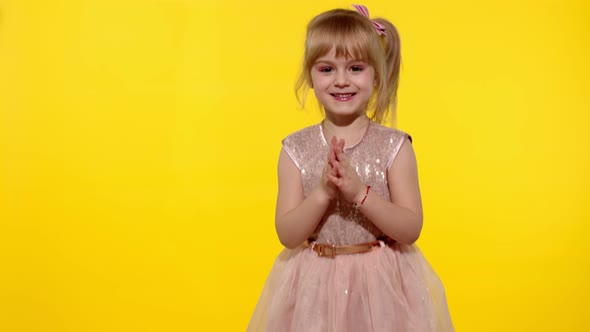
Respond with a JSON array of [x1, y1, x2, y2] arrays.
[[372, 18, 401, 124]]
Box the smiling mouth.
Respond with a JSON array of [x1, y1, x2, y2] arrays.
[[331, 93, 356, 101]]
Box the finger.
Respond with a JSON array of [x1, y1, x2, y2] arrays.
[[331, 163, 340, 177], [328, 149, 337, 166], [336, 139, 345, 159], [328, 162, 341, 180], [327, 172, 341, 186], [331, 160, 341, 173], [329, 161, 343, 178], [337, 164, 346, 177], [331, 136, 337, 147], [334, 147, 346, 165], [331, 139, 340, 161], [324, 162, 331, 172]]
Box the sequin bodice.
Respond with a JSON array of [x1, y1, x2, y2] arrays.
[[282, 121, 411, 245]]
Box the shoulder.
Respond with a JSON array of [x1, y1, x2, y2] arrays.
[[368, 123, 413, 169], [281, 123, 322, 170], [282, 123, 322, 146], [369, 122, 412, 144], [282, 123, 323, 153]]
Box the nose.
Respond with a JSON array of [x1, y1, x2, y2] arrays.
[[334, 71, 350, 87]]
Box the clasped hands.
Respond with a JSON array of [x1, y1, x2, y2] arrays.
[[319, 136, 367, 204]]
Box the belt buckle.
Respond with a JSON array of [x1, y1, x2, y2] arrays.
[[318, 244, 336, 258]]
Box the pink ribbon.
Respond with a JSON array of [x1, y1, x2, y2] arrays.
[[352, 4, 386, 36]]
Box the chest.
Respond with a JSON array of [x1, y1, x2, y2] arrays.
[[299, 145, 391, 201]]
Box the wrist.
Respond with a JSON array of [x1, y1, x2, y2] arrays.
[[313, 186, 333, 206], [353, 185, 371, 207]]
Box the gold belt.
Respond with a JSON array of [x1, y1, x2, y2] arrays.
[[305, 238, 396, 258]]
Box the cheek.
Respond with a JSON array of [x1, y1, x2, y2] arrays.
[[309, 73, 318, 88], [366, 70, 376, 87], [361, 77, 375, 90], [310, 75, 327, 89], [367, 73, 377, 88]]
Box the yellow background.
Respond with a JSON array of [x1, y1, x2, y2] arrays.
[[1, 0, 588, 331]]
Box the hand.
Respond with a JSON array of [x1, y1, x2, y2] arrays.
[[315, 143, 340, 202], [327, 136, 366, 204]]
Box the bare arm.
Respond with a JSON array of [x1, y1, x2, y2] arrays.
[[328, 138, 423, 244], [356, 139, 423, 244], [274, 148, 337, 249]]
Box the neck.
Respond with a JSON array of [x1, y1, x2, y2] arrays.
[[322, 115, 371, 148]]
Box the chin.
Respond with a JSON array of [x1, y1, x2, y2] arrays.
[[324, 108, 366, 117]]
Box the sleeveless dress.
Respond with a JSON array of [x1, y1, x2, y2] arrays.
[[248, 121, 454, 332]]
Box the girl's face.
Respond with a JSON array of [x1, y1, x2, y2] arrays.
[[310, 48, 375, 120]]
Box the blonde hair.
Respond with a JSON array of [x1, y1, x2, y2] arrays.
[[295, 8, 401, 124]]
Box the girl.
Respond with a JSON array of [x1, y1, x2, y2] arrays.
[[249, 5, 454, 331]]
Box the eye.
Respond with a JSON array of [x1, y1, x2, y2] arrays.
[[350, 65, 364, 72], [318, 66, 333, 73]]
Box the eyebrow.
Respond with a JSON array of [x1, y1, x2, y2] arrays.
[[314, 59, 366, 65]]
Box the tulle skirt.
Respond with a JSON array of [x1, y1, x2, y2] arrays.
[[248, 243, 454, 332]]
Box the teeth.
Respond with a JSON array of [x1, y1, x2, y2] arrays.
[[334, 94, 353, 97]]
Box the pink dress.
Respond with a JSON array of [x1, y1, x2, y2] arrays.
[[248, 121, 454, 332]]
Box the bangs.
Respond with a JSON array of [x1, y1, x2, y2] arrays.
[[304, 13, 377, 66]]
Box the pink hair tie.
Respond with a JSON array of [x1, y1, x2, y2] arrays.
[[352, 4, 386, 36]]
